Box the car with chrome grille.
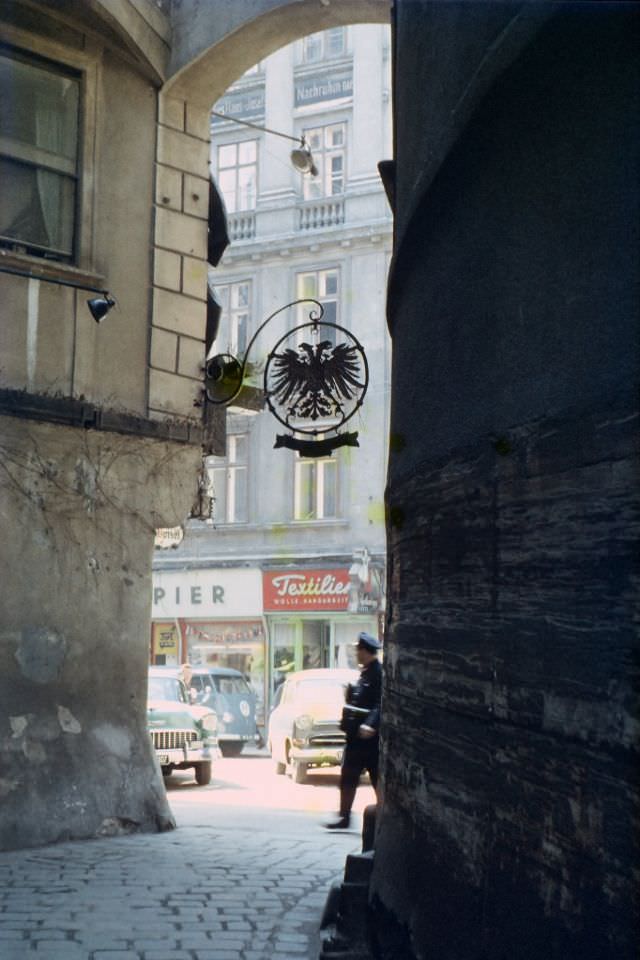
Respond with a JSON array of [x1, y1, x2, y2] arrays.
[[267, 668, 358, 784], [147, 666, 220, 785]]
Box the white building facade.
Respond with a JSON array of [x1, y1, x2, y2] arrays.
[[152, 24, 392, 725]]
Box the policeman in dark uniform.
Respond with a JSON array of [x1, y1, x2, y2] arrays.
[[325, 631, 382, 830]]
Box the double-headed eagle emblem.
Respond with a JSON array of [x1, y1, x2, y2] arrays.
[[269, 339, 363, 420], [264, 320, 368, 455]]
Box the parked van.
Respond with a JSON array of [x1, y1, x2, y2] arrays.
[[189, 667, 259, 757]]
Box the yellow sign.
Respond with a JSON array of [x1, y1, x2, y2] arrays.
[[152, 623, 179, 662]]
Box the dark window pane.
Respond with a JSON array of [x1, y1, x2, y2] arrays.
[[0, 158, 75, 255]]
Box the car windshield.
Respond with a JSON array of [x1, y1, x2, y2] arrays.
[[291, 679, 347, 709], [148, 677, 187, 703], [213, 676, 252, 696]]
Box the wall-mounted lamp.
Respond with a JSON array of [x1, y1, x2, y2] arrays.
[[87, 295, 117, 323], [0, 262, 116, 323], [210, 110, 318, 177]]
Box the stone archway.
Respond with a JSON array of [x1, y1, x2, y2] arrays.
[[147, 0, 390, 429]]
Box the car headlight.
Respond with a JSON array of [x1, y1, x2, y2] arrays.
[[222, 711, 234, 723], [200, 712, 218, 733], [294, 713, 313, 733]]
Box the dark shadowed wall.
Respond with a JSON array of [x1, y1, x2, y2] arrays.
[[373, 3, 639, 958]]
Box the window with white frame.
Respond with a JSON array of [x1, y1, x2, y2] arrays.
[[302, 28, 346, 63], [0, 47, 80, 260], [294, 443, 338, 520], [216, 279, 252, 356], [216, 140, 257, 213], [208, 434, 248, 524], [296, 268, 338, 343], [302, 123, 345, 200]]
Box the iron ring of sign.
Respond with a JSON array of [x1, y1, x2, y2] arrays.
[[263, 319, 369, 435]]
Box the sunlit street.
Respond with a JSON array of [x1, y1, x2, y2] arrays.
[[164, 747, 377, 834]]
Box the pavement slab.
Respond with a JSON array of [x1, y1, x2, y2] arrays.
[[0, 752, 371, 959], [0, 818, 358, 959]]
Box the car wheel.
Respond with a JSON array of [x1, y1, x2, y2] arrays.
[[220, 742, 244, 758], [292, 760, 308, 784], [274, 759, 286, 775], [194, 761, 212, 786], [270, 742, 286, 775]]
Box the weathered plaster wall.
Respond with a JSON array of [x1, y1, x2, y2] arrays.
[[0, 415, 200, 850], [374, 4, 639, 958]]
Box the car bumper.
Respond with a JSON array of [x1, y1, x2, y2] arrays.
[[155, 744, 219, 766], [220, 732, 261, 742], [290, 744, 344, 766]]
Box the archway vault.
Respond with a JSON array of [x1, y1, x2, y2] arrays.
[[166, 0, 391, 107]]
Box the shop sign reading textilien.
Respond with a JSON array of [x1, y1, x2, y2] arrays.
[[263, 569, 350, 611]]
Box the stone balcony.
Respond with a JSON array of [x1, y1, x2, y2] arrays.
[[297, 197, 345, 231], [227, 212, 256, 241]]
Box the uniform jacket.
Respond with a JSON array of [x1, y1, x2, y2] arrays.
[[343, 658, 382, 742]]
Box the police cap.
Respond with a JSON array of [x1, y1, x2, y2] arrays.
[[356, 631, 382, 652]]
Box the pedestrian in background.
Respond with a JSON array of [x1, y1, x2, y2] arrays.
[[325, 632, 382, 830]]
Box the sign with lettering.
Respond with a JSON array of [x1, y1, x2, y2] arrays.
[[154, 526, 184, 549], [294, 70, 353, 108], [263, 569, 351, 611], [211, 86, 265, 126], [152, 569, 262, 618]]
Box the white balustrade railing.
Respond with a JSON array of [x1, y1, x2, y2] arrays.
[[297, 198, 345, 231], [228, 212, 256, 241]]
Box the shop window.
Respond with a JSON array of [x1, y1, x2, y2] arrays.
[[294, 445, 338, 521], [0, 47, 80, 261], [216, 140, 257, 213], [302, 28, 346, 63], [215, 279, 251, 356], [208, 433, 248, 523], [301, 123, 345, 200], [272, 622, 296, 696], [302, 620, 330, 669]]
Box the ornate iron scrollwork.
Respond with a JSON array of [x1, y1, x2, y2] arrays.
[[205, 298, 369, 456]]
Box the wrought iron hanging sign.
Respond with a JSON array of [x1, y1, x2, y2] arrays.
[[204, 299, 369, 457]]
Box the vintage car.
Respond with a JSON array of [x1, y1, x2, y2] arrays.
[[147, 666, 219, 785], [188, 666, 260, 757], [267, 668, 358, 784]]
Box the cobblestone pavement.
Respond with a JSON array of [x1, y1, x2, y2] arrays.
[[0, 756, 365, 960]]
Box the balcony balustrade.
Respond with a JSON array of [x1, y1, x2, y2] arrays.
[[297, 198, 345, 231], [228, 212, 256, 242]]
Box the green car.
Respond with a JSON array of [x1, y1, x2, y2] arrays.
[[147, 666, 220, 785]]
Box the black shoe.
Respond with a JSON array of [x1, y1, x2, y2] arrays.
[[325, 816, 351, 830]]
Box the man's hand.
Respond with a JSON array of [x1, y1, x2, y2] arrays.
[[358, 724, 376, 739]]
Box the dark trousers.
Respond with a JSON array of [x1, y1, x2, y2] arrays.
[[339, 739, 379, 817]]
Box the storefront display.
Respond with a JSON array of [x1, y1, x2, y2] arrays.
[[151, 568, 266, 723], [151, 561, 385, 724], [263, 567, 382, 703]]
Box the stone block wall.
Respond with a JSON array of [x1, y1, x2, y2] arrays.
[[151, 94, 212, 420]]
